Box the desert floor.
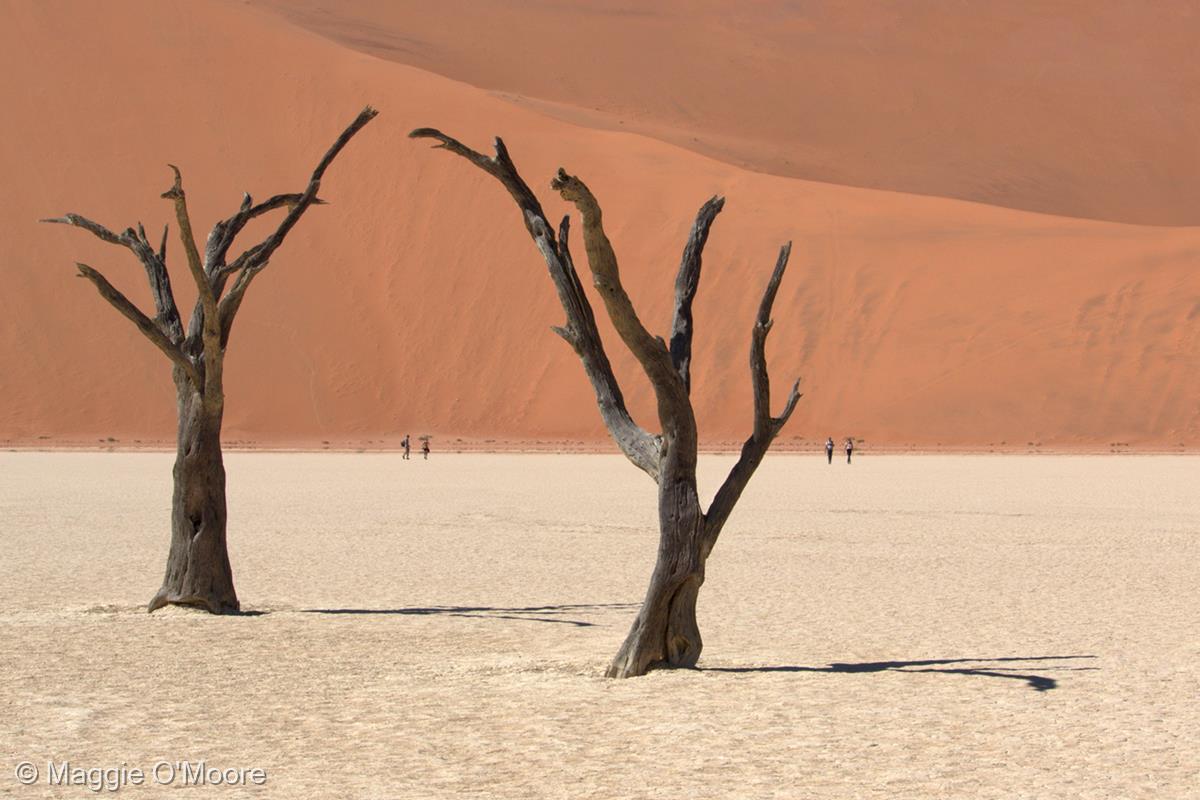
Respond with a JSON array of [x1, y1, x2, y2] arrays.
[[1, 452, 1197, 798]]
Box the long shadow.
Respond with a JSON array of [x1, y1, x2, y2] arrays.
[[706, 655, 1098, 691], [301, 602, 639, 628]]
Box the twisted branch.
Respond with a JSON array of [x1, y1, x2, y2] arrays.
[[410, 127, 661, 480], [44, 105, 378, 400], [550, 169, 694, 451], [705, 242, 801, 540], [217, 105, 378, 348], [74, 262, 201, 390], [162, 165, 222, 402], [669, 196, 725, 393], [41, 214, 184, 342]]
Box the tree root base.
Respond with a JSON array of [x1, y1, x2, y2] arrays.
[[147, 591, 240, 615]]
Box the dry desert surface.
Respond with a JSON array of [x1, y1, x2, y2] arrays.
[[1, 451, 1197, 798]]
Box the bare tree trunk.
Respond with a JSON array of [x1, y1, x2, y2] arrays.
[[608, 458, 707, 677], [147, 378, 237, 613]]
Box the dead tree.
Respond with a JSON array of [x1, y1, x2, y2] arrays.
[[44, 107, 378, 614], [411, 128, 801, 677]]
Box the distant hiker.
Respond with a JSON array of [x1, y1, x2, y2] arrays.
[[825, 437, 834, 464], [845, 437, 854, 464], [402, 434, 411, 460], [422, 439, 430, 460]]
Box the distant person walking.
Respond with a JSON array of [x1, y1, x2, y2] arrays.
[[402, 434, 411, 460], [845, 437, 854, 464], [422, 439, 430, 460], [825, 437, 834, 464]]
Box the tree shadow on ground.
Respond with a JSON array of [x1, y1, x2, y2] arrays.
[[705, 655, 1098, 691], [301, 602, 639, 628]]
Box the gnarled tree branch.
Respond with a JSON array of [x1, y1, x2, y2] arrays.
[[41, 214, 184, 342], [535, 214, 662, 479], [74, 262, 201, 390], [410, 127, 661, 480], [41, 213, 123, 245], [216, 105, 378, 349], [550, 169, 689, 421], [704, 243, 801, 542], [409, 128, 549, 240], [162, 165, 222, 402], [206, 192, 325, 277], [669, 196, 725, 393]]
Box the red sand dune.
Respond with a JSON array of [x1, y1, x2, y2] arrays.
[[260, 0, 1200, 226], [1, 0, 1197, 451]]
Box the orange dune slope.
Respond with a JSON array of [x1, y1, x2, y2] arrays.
[[0, 0, 1197, 451], [258, 0, 1200, 226]]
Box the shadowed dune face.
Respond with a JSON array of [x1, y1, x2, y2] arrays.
[[1, 0, 1197, 450], [256, 0, 1200, 226]]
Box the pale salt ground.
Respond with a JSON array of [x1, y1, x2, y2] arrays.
[[1, 452, 1196, 798]]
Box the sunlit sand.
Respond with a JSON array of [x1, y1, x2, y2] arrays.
[[2, 452, 1195, 797]]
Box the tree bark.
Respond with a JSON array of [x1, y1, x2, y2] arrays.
[[608, 454, 707, 678], [147, 377, 237, 613]]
